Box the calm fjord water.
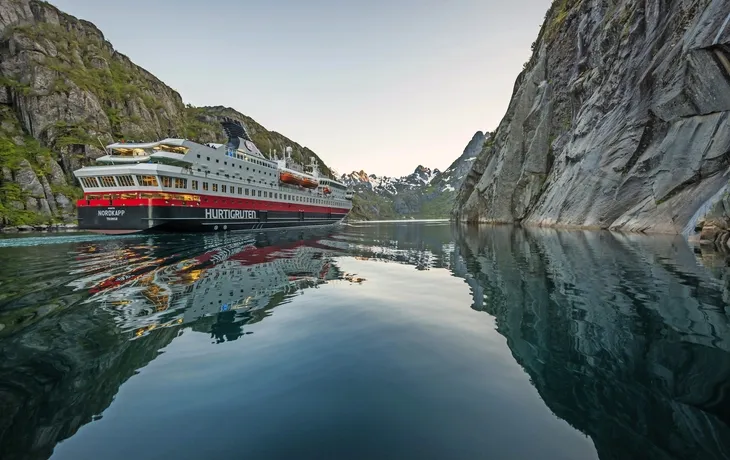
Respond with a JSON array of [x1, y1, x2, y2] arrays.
[[0, 222, 729, 460]]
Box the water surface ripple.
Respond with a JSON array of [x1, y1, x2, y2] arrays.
[[0, 222, 728, 460]]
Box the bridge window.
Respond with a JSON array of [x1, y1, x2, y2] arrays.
[[174, 178, 187, 189], [212, 183, 218, 192], [203, 182, 209, 191], [221, 185, 227, 193], [257, 190, 261, 197], [137, 175, 159, 187], [192, 180, 199, 190], [80, 177, 100, 188], [160, 176, 173, 188], [238, 187, 242, 195], [100, 176, 117, 187], [117, 175, 135, 187], [245, 188, 249, 196]]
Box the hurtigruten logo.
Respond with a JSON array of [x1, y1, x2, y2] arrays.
[[205, 209, 257, 220]]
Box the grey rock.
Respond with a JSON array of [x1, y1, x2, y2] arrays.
[[38, 197, 51, 216], [55, 193, 72, 212], [15, 159, 44, 197], [36, 155, 67, 186], [1, 226, 18, 233], [16, 225, 32, 232], [39, 175, 57, 214], [454, 0, 730, 235], [1, 166, 12, 181]]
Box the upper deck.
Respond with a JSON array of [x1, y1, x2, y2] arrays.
[[73, 120, 353, 210]]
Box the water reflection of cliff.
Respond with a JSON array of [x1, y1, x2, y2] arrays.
[[452, 225, 730, 460], [0, 228, 348, 460]]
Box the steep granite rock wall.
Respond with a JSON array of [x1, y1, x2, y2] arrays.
[[454, 0, 730, 234]]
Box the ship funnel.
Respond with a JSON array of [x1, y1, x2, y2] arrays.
[[220, 117, 252, 153]]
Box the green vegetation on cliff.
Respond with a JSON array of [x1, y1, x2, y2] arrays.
[[0, 106, 68, 226], [349, 190, 398, 221]]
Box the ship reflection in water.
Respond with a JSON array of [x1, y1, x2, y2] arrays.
[[77, 231, 351, 343], [0, 222, 729, 460]]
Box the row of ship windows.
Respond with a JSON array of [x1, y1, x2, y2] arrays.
[[197, 153, 275, 170], [81, 175, 341, 204], [197, 166, 275, 177]]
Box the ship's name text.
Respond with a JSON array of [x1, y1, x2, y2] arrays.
[[205, 209, 257, 220], [98, 209, 126, 219]]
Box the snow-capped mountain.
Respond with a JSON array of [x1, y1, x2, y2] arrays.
[[341, 165, 441, 196], [345, 131, 491, 219]]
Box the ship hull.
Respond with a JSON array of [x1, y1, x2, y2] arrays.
[[78, 205, 348, 234]]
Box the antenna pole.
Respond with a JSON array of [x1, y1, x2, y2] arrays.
[[97, 136, 108, 155]]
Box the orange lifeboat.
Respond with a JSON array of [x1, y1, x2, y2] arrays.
[[280, 171, 302, 186], [323, 187, 331, 194], [300, 177, 319, 189], [280, 170, 319, 189]]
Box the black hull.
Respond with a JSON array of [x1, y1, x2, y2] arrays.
[[78, 206, 347, 234]]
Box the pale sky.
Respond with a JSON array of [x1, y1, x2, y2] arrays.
[[51, 0, 550, 177]]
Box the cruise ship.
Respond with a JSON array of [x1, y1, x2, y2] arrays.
[[73, 118, 353, 234]]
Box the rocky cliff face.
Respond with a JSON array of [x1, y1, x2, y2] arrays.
[[0, 0, 332, 228], [454, 0, 730, 235], [346, 131, 488, 220]]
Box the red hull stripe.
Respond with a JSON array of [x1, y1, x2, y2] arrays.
[[77, 191, 350, 215]]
